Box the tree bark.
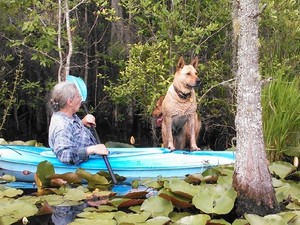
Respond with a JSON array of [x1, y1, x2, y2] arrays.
[[232, 0, 280, 216]]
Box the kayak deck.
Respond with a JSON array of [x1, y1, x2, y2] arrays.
[[0, 145, 235, 182]]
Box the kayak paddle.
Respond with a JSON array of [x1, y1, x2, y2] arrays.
[[66, 75, 117, 184]]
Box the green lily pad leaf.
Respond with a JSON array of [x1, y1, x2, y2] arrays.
[[3, 188, 23, 197], [69, 218, 116, 225], [275, 182, 300, 203], [129, 205, 141, 213], [245, 213, 286, 225], [24, 140, 37, 146], [209, 218, 231, 225], [202, 167, 221, 178], [232, 218, 249, 225], [173, 214, 210, 225], [269, 161, 296, 179], [9, 140, 25, 145], [168, 178, 200, 199], [76, 168, 109, 184], [0, 138, 8, 144], [140, 196, 173, 217], [286, 202, 300, 210], [158, 188, 193, 209], [115, 211, 150, 224], [144, 216, 170, 225], [272, 177, 285, 188], [169, 212, 192, 223], [40, 194, 65, 206], [77, 211, 115, 219], [110, 198, 144, 208], [64, 187, 87, 201], [0, 174, 16, 182], [0, 199, 38, 220], [0, 215, 19, 225], [141, 179, 164, 189], [37, 160, 55, 186], [192, 184, 236, 214], [279, 211, 299, 223]]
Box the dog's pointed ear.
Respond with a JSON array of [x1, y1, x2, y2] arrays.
[[177, 56, 185, 70], [190, 56, 199, 69]]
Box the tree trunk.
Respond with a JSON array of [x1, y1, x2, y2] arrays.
[[232, 0, 280, 216]]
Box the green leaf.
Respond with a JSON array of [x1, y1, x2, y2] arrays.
[[192, 184, 236, 214], [173, 214, 210, 225], [269, 161, 296, 179], [245, 213, 287, 225], [36, 160, 55, 186], [140, 196, 173, 217]]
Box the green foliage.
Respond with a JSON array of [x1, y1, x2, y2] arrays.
[[262, 65, 300, 161], [105, 0, 233, 121], [104, 41, 173, 117]]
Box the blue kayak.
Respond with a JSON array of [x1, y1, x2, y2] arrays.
[[0, 145, 235, 183]]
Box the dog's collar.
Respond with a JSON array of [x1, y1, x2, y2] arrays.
[[173, 85, 192, 99]]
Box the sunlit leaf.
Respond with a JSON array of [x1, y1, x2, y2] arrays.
[[110, 197, 144, 208], [143, 216, 170, 224], [69, 218, 116, 225], [115, 211, 150, 224], [3, 188, 23, 197], [167, 178, 200, 199], [140, 196, 173, 217], [192, 184, 236, 214], [269, 161, 296, 179], [275, 182, 300, 203], [231, 218, 248, 225], [244, 213, 286, 225], [76, 168, 109, 184], [173, 214, 210, 225], [0, 199, 38, 220], [209, 218, 231, 225], [158, 188, 193, 209], [0, 174, 16, 182], [64, 186, 87, 201]]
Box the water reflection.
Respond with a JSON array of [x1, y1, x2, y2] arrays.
[[51, 202, 88, 225]]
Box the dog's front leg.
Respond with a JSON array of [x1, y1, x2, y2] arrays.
[[165, 116, 175, 151], [189, 117, 200, 151]]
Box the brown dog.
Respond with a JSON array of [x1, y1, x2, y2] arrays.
[[161, 56, 201, 151]]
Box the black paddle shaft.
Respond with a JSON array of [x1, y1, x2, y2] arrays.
[[82, 102, 117, 184]]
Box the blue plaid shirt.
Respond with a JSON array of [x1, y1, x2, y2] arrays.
[[48, 111, 97, 165]]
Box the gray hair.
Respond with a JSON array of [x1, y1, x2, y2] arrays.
[[49, 81, 79, 112]]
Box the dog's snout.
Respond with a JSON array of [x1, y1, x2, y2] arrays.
[[196, 78, 200, 86]]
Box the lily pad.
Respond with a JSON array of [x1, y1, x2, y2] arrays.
[[173, 214, 210, 225], [140, 196, 173, 217], [36, 160, 55, 186], [114, 211, 151, 224], [269, 161, 296, 179], [158, 188, 193, 209], [245, 213, 289, 225], [192, 184, 236, 214], [167, 178, 200, 199]]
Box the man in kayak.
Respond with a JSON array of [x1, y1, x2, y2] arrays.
[[48, 81, 108, 165]]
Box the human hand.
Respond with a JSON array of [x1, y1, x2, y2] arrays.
[[82, 114, 96, 127], [87, 144, 109, 156]]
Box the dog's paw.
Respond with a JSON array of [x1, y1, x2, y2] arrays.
[[168, 145, 176, 151], [190, 146, 201, 151]]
